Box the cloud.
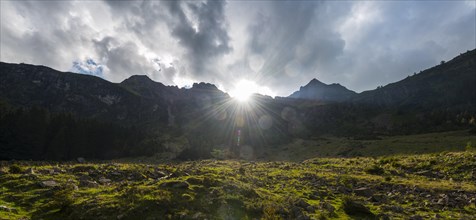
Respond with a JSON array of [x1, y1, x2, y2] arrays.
[[1, 0, 474, 96]]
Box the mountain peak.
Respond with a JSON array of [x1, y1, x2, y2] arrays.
[[289, 78, 356, 102], [307, 78, 325, 86], [122, 75, 154, 83], [191, 82, 219, 91]]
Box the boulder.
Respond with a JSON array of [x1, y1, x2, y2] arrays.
[[342, 199, 375, 218]]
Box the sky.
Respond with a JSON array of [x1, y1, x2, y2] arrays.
[[1, 0, 475, 97]]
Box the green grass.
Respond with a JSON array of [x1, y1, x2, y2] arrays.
[[1, 150, 475, 219], [265, 130, 476, 161]]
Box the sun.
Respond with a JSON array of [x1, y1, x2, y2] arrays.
[[229, 79, 275, 102]]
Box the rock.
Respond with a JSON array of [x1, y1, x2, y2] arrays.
[[343, 199, 375, 217], [354, 187, 373, 197], [111, 171, 122, 176], [78, 175, 92, 182], [99, 177, 112, 184], [24, 168, 34, 174], [306, 205, 315, 212], [386, 205, 404, 213], [296, 214, 310, 220], [160, 181, 189, 189], [40, 180, 58, 187], [71, 184, 79, 190], [0, 205, 18, 214], [308, 192, 319, 200], [53, 167, 63, 173], [320, 202, 335, 213], [337, 186, 352, 194], [21, 173, 39, 180], [191, 212, 206, 219], [377, 213, 390, 220], [79, 180, 99, 188], [371, 194, 387, 203], [409, 215, 423, 220], [291, 206, 302, 217], [296, 199, 310, 208], [77, 157, 86, 163], [117, 214, 125, 219]]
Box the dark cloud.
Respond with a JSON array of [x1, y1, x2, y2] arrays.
[[165, 0, 231, 76]]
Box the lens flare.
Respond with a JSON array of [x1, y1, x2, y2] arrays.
[[229, 79, 275, 102]]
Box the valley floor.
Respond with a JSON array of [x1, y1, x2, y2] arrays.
[[1, 151, 475, 219]]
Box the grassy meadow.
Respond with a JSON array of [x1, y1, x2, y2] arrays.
[[0, 130, 475, 219]]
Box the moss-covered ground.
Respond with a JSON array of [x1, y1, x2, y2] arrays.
[[1, 149, 475, 219]]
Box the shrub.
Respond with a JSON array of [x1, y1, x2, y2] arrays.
[[365, 165, 385, 175], [466, 141, 475, 152], [9, 164, 23, 174]]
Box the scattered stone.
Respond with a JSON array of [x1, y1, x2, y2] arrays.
[[40, 180, 58, 187], [296, 199, 310, 208], [77, 157, 86, 163], [291, 206, 302, 218], [24, 168, 34, 174], [385, 205, 404, 213], [337, 186, 352, 194], [21, 173, 39, 180], [377, 213, 390, 220], [371, 194, 387, 203], [0, 205, 18, 214], [99, 177, 112, 184], [409, 215, 423, 220], [306, 205, 315, 212], [79, 175, 92, 181], [296, 214, 310, 220], [192, 212, 205, 219], [160, 181, 189, 189], [111, 171, 122, 176], [354, 187, 373, 197], [79, 180, 99, 188], [320, 202, 335, 213], [53, 167, 63, 173]]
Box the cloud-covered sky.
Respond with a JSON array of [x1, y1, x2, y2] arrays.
[[1, 0, 475, 96]]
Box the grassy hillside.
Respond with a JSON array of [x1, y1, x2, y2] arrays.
[[264, 130, 476, 161], [1, 150, 475, 219]]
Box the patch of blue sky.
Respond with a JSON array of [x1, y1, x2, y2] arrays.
[[71, 59, 104, 77]]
